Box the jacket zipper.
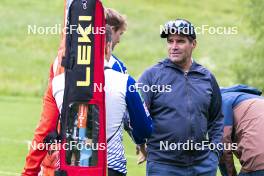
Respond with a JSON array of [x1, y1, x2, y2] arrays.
[[184, 71, 194, 163]]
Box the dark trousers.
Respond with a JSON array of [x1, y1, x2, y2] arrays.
[[147, 151, 219, 176], [108, 168, 126, 176]]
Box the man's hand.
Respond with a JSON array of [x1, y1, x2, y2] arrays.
[[136, 144, 147, 165]]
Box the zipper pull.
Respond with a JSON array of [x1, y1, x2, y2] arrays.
[[184, 71, 188, 77], [82, 0, 87, 9]]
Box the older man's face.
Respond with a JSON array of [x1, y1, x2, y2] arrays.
[[167, 34, 196, 66]]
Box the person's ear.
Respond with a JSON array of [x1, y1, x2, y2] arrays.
[[105, 42, 112, 60], [108, 43, 111, 54], [192, 39, 197, 49], [110, 26, 115, 33], [105, 42, 109, 55]]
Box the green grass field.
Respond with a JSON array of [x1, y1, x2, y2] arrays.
[[0, 0, 250, 175], [0, 0, 251, 97], [0, 96, 241, 176]]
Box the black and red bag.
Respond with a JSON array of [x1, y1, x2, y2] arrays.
[[56, 0, 106, 175]]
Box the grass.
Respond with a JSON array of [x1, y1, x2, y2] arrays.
[[0, 96, 41, 174], [0, 96, 241, 176], [0, 0, 252, 97], [0, 0, 250, 175]]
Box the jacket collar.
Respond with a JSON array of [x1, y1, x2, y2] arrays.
[[161, 58, 206, 75]]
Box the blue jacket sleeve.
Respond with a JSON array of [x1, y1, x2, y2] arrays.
[[222, 96, 234, 126], [125, 76, 153, 144], [208, 74, 224, 157]]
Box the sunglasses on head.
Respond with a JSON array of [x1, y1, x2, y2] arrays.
[[161, 19, 196, 39]]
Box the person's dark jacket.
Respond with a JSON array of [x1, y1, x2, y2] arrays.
[[138, 58, 224, 166]]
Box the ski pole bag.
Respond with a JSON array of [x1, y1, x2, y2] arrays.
[[57, 0, 106, 175]]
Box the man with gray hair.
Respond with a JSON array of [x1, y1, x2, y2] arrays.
[[137, 19, 224, 176]]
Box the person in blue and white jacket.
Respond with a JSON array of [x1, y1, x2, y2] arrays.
[[105, 7, 133, 135], [104, 25, 153, 176], [106, 8, 143, 169]]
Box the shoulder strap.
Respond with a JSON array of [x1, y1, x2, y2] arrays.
[[104, 66, 111, 70]]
